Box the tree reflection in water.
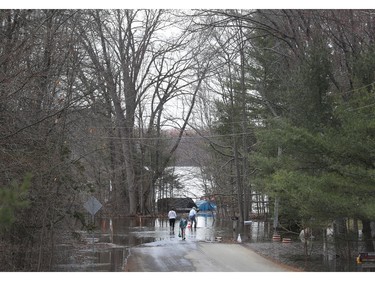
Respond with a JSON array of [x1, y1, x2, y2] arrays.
[[53, 216, 362, 272]]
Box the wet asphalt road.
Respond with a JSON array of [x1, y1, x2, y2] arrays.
[[124, 232, 293, 272]]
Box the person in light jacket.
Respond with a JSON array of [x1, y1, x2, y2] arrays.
[[189, 207, 197, 229], [168, 207, 177, 231]]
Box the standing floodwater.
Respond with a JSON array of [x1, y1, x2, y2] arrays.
[[53, 215, 360, 272], [53, 215, 267, 271]]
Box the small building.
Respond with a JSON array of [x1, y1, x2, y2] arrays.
[[157, 197, 197, 214]]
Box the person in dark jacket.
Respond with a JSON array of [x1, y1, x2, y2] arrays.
[[179, 214, 188, 240]]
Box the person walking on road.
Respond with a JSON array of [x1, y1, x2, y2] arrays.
[[189, 207, 197, 229], [179, 214, 188, 240], [168, 207, 177, 231]]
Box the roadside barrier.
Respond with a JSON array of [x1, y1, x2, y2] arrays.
[[282, 238, 292, 243], [272, 234, 281, 241]]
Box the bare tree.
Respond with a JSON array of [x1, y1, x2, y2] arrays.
[[0, 9, 88, 271], [76, 9, 210, 215]]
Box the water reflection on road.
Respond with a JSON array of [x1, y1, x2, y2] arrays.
[[54, 214, 270, 271], [100, 214, 271, 246], [54, 214, 365, 272]]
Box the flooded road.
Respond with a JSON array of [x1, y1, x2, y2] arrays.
[[125, 237, 292, 272], [53, 214, 268, 271], [53, 214, 360, 272]]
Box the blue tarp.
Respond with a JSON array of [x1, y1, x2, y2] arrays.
[[195, 200, 216, 211]]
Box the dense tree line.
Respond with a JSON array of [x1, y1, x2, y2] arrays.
[[0, 9, 374, 270], [195, 10, 375, 257]]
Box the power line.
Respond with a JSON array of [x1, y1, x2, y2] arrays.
[[81, 131, 252, 141]]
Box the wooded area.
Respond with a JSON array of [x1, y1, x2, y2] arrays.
[[0, 9, 374, 271]]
